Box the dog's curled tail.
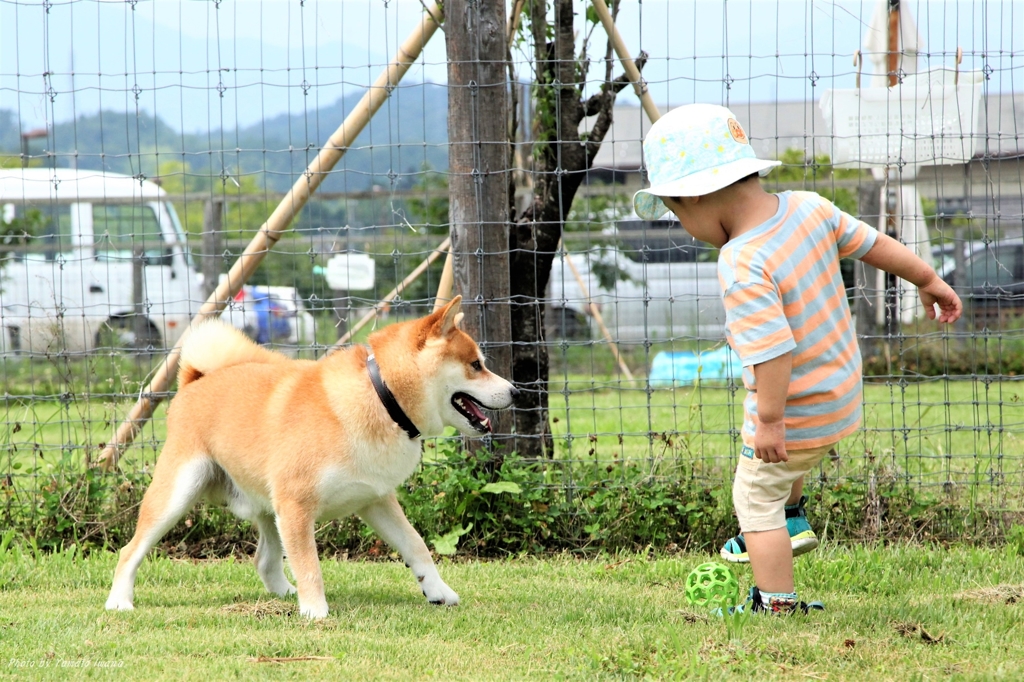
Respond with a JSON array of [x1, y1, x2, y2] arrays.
[[177, 319, 286, 388]]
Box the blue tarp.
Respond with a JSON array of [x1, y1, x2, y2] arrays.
[[648, 347, 743, 387]]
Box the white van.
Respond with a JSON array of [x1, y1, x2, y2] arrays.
[[0, 168, 199, 354], [0, 168, 320, 356]]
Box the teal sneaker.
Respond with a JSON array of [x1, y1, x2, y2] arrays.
[[714, 587, 825, 616], [720, 496, 819, 563]]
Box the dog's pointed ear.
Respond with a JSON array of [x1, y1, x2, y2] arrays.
[[418, 296, 464, 348], [436, 295, 463, 337]]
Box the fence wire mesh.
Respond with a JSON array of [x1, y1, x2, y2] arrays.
[[1, 0, 1022, 545]]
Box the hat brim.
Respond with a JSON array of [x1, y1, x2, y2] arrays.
[[632, 158, 781, 220]]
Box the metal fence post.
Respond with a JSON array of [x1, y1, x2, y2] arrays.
[[201, 199, 223, 301], [856, 180, 883, 360], [131, 245, 146, 347]]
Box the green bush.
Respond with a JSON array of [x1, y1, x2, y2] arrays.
[[3, 436, 1021, 558], [401, 441, 736, 555], [862, 325, 1024, 379]]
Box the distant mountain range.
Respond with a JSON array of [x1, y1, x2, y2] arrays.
[[0, 82, 451, 193]]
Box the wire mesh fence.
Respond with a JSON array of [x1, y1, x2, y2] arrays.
[[1, 0, 1022, 548]]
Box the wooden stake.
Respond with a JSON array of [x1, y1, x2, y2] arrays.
[[589, 0, 661, 123], [432, 250, 455, 313], [98, 3, 445, 471], [887, 1, 900, 87]]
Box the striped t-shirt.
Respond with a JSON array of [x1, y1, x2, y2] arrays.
[[718, 191, 879, 449]]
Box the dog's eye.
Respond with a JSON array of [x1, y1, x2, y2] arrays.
[[471, 360, 483, 372]]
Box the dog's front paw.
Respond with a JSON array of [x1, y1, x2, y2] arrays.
[[266, 581, 297, 598], [299, 599, 329, 619], [105, 594, 134, 611], [421, 577, 459, 606]]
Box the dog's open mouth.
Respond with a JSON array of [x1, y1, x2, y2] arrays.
[[452, 392, 491, 433]]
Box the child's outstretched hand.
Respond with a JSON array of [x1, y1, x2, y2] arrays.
[[919, 277, 963, 323]]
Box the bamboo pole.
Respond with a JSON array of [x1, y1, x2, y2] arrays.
[[336, 237, 451, 347], [559, 242, 635, 382], [507, 0, 527, 43], [432, 250, 456, 313], [589, 0, 661, 124], [98, 3, 445, 471]]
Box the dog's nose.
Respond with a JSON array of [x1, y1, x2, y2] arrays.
[[510, 385, 521, 399]]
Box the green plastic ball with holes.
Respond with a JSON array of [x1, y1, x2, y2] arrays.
[[685, 561, 740, 608]]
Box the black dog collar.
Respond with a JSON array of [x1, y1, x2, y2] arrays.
[[366, 354, 420, 439]]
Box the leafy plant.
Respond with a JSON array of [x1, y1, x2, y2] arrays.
[[1007, 524, 1024, 556], [0, 206, 43, 285], [430, 523, 472, 556], [3, 430, 1021, 558], [770, 148, 865, 215]]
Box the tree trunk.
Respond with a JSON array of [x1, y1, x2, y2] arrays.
[[509, 0, 638, 457], [446, 0, 514, 454]]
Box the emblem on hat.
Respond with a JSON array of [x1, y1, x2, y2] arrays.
[[727, 118, 748, 145]]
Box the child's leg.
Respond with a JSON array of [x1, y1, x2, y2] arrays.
[[730, 443, 835, 611], [744, 527, 794, 593], [787, 476, 804, 505], [721, 466, 814, 564], [734, 460, 800, 594]]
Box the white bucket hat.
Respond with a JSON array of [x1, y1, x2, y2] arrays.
[[632, 104, 781, 220]]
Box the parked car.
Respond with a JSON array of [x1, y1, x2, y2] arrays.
[[547, 221, 726, 342], [1, 168, 197, 354], [940, 238, 1024, 309], [0, 168, 315, 356], [220, 282, 316, 348]]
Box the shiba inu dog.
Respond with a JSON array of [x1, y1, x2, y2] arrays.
[[105, 296, 517, 618]]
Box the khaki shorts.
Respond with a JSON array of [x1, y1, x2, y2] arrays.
[[732, 442, 837, 533]]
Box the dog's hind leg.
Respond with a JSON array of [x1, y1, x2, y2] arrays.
[[359, 492, 459, 606], [105, 455, 212, 611], [274, 498, 328, 618], [254, 513, 296, 597]]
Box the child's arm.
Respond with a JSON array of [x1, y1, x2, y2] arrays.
[[752, 351, 792, 463], [859, 233, 963, 323]]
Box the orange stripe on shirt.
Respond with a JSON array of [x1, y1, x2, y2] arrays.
[[763, 201, 834, 273], [731, 198, 801, 284], [782, 265, 845, 327], [735, 326, 794, 357], [786, 388, 862, 427], [723, 283, 778, 310], [792, 318, 855, 371], [779, 248, 842, 303], [835, 213, 873, 258], [787, 291, 850, 346], [788, 357, 861, 398]]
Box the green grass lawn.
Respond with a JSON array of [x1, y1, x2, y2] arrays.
[[548, 378, 1024, 458], [2, 543, 1023, 680], [8, 379, 1023, 463], [6, 377, 1024, 510]]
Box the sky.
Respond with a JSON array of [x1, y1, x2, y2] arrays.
[[1, 0, 1020, 134]]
